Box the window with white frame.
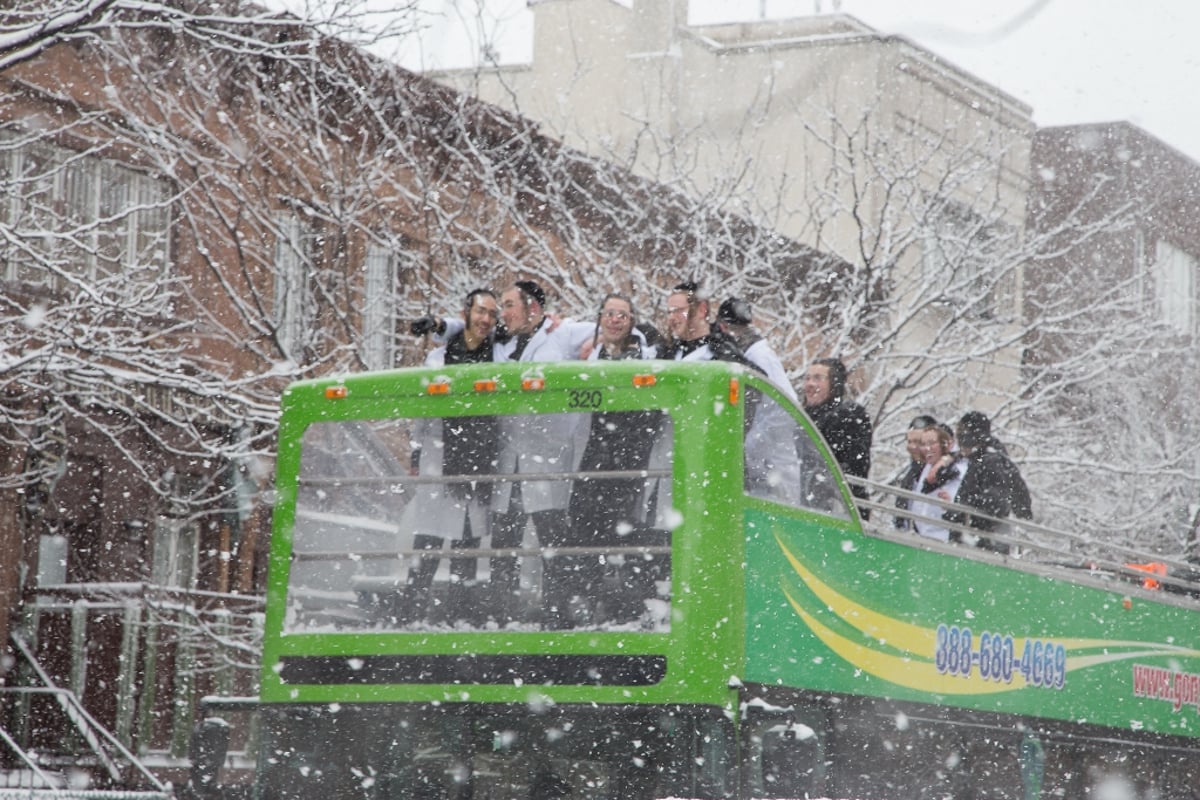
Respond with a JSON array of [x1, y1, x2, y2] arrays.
[[152, 473, 204, 590], [920, 201, 1012, 319], [273, 215, 313, 358], [362, 244, 396, 370], [152, 516, 199, 590], [1154, 239, 1198, 336], [0, 130, 171, 290]]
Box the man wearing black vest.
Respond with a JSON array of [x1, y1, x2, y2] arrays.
[[407, 289, 500, 622]]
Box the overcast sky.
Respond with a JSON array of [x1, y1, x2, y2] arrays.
[[395, 0, 1200, 163]]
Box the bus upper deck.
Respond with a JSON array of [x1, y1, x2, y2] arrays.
[[266, 360, 844, 699], [252, 359, 1200, 799]]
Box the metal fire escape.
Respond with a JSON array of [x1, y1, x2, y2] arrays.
[[0, 634, 172, 799]]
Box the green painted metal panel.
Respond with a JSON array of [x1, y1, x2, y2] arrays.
[[262, 359, 1200, 751], [744, 503, 1200, 740], [260, 361, 755, 713]]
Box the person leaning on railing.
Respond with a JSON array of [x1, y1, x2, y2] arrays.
[[802, 357, 874, 518], [943, 411, 1032, 554], [892, 414, 938, 529]]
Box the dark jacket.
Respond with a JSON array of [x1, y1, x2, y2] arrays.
[[806, 398, 873, 518], [439, 330, 499, 498], [945, 437, 1032, 549], [892, 459, 924, 528], [806, 397, 873, 481]]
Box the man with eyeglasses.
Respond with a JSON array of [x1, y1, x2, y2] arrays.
[[892, 414, 938, 530], [587, 292, 657, 360], [572, 292, 662, 623]]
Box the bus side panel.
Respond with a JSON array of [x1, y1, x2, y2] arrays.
[[742, 505, 1200, 741]]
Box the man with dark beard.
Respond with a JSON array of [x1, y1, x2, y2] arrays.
[[663, 281, 714, 361], [662, 280, 758, 369]]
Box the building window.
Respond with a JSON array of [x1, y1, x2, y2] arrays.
[[920, 201, 1013, 319], [152, 473, 205, 590], [273, 215, 313, 358], [1154, 239, 1198, 336], [36, 534, 69, 586], [362, 244, 396, 370], [152, 517, 199, 590], [0, 130, 172, 291]]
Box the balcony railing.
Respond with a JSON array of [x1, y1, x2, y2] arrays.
[[15, 583, 263, 772]]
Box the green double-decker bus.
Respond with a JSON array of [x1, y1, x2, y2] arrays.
[[251, 359, 1200, 799]]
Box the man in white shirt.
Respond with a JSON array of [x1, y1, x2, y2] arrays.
[[715, 296, 798, 403], [662, 280, 714, 361]]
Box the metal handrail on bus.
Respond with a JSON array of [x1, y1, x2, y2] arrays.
[[295, 466, 674, 563], [298, 467, 672, 488], [295, 545, 672, 562], [849, 475, 1200, 597]]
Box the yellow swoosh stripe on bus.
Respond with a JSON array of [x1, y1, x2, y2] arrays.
[[780, 582, 1016, 694], [774, 531, 1200, 690]]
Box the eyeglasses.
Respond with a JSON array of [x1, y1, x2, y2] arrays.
[[601, 310, 631, 320]]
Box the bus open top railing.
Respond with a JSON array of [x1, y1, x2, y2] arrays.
[[852, 475, 1200, 598]]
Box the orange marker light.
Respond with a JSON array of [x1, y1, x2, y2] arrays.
[[729, 378, 740, 405], [522, 377, 546, 391], [474, 380, 498, 393], [324, 386, 348, 400], [632, 374, 657, 387], [1126, 561, 1166, 590], [427, 381, 451, 395]]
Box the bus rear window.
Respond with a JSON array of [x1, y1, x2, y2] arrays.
[[285, 409, 673, 633]]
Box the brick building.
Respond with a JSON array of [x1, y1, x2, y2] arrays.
[[0, 1, 844, 786]]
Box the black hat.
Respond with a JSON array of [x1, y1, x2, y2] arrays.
[[717, 297, 753, 326], [956, 411, 991, 449], [515, 280, 546, 307], [463, 287, 496, 312]]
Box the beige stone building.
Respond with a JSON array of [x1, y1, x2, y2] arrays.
[[431, 0, 1036, 420]]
